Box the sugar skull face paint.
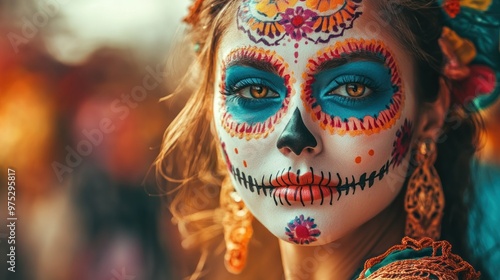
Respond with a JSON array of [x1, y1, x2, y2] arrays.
[[214, 1, 419, 245]]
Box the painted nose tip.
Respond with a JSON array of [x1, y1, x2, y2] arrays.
[[277, 108, 317, 156]]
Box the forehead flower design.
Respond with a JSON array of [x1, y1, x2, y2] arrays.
[[280, 6, 318, 41], [237, 0, 363, 46]]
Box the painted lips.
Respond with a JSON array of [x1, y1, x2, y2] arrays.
[[271, 172, 339, 205]]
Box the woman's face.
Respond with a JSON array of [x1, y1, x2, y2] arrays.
[[214, 0, 418, 245]]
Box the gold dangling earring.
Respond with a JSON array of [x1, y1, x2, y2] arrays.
[[220, 178, 253, 274], [405, 138, 445, 240]]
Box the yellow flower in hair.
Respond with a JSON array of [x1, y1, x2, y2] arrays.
[[305, 0, 347, 13], [460, 0, 492, 12], [442, 27, 476, 65], [254, 0, 299, 18]]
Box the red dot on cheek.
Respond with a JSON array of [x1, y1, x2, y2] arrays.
[[295, 225, 310, 238], [369, 149, 374, 156], [355, 156, 362, 164]]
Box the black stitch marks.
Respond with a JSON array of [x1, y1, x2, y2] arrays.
[[230, 159, 391, 206]]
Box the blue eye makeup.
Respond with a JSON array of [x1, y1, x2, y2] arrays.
[[218, 46, 293, 140], [303, 39, 404, 136], [311, 61, 396, 120], [223, 65, 287, 124]]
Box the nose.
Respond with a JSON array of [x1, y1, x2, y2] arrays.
[[277, 108, 319, 156]]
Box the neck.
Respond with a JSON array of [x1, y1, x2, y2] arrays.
[[279, 195, 405, 280]]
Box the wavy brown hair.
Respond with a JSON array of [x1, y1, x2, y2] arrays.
[[155, 1, 241, 277]]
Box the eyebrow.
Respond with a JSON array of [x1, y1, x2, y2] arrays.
[[314, 52, 386, 73], [225, 56, 279, 75]]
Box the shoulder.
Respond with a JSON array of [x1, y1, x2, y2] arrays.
[[356, 237, 480, 280]]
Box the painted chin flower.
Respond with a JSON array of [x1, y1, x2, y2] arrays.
[[279, 7, 318, 41], [285, 215, 321, 244], [391, 119, 413, 168]]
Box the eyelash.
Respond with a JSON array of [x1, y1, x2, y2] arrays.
[[222, 78, 281, 105], [224, 78, 274, 94], [325, 75, 380, 104], [331, 75, 378, 93]]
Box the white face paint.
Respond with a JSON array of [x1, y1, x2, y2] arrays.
[[213, 0, 418, 245]]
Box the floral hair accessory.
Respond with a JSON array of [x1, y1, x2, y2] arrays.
[[439, 27, 475, 80], [184, 0, 205, 25], [439, 27, 496, 105], [439, 0, 499, 109], [442, 0, 461, 18]]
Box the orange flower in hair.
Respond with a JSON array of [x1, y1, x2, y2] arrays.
[[439, 27, 496, 105], [184, 0, 205, 25]]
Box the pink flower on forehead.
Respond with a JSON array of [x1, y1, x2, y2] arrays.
[[279, 7, 318, 41]]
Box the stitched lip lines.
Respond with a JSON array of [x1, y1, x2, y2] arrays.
[[230, 159, 391, 206], [270, 168, 338, 187], [271, 168, 339, 206]]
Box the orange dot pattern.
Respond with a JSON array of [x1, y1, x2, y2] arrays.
[[355, 149, 375, 164], [355, 156, 362, 164]]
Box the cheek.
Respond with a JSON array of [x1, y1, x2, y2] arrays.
[[390, 118, 414, 169], [214, 94, 278, 172], [218, 138, 257, 171], [218, 137, 278, 172], [332, 117, 413, 168], [315, 114, 414, 204]]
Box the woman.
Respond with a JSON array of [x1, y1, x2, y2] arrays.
[[156, 0, 489, 278]]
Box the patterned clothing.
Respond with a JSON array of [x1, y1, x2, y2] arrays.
[[354, 237, 480, 279]]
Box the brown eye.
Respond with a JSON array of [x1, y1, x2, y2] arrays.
[[238, 85, 279, 99], [345, 83, 365, 97], [250, 86, 268, 98], [327, 82, 372, 98]]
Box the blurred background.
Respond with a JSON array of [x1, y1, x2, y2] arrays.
[[0, 0, 196, 279]]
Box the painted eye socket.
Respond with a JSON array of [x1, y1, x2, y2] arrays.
[[328, 83, 373, 98], [238, 85, 279, 99]]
